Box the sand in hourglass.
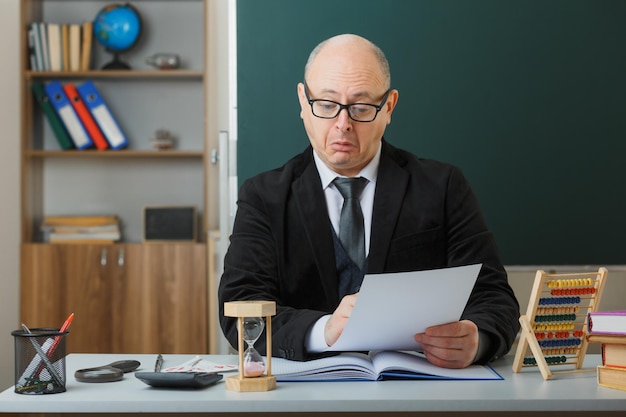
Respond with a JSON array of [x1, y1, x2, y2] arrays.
[[242, 317, 265, 377]]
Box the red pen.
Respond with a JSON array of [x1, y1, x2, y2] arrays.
[[58, 313, 75, 334], [33, 313, 74, 377], [50, 312, 74, 355]]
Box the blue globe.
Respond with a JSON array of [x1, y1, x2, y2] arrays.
[[94, 3, 141, 52]]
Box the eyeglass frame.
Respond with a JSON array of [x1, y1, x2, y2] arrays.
[[303, 82, 391, 123]]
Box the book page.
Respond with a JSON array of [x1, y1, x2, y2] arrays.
[[269, 350, 501, 382], [271, 353, 377, 381], [330, 264, 482, 351], [371, 350, 502, 380]]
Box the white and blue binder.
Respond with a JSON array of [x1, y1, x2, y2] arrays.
[[77, 81, 129, 150], [44, 80, 93, 150]]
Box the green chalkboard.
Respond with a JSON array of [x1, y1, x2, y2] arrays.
[[237, 0, 626, 265]]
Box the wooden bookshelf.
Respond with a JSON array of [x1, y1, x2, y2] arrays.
[[19, 0, 220, 355]]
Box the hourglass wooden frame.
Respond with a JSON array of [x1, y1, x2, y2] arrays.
[[512, 267, 607, 380], [223, 300, 277, 392]]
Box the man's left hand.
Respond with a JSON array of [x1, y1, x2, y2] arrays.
[[414, 320, 479, 369]]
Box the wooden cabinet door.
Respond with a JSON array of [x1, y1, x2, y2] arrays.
[[21, 243, 207, 354], [111, 243, 208, 354], [20, 243, 114, 353]]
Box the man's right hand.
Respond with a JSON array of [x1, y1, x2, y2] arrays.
[[324, 293, 358, 346]]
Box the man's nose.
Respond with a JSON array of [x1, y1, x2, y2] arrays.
[[335, 107, 353, 130]]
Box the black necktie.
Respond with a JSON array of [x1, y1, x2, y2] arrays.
[[334, 177, 368, 269]]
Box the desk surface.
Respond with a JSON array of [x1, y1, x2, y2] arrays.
[[0, 353, 625, 414]]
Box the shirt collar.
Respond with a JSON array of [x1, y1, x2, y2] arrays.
[[313, 142, 381, 190]]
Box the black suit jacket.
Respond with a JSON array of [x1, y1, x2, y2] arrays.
[[219, 140, 520, 362]]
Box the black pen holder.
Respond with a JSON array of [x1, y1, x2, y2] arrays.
[[12, 328, 68, 394]]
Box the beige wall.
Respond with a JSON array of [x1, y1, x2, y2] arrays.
[[0, 0, 22, 390]]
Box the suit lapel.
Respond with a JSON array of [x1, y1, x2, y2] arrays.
[[292, 156, 339, 304], [289, 143, 408, 299], [368, 143, 409, 273]]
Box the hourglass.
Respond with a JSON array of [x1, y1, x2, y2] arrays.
[[242, 317, 265, 377], [223, 300, 276, 392]]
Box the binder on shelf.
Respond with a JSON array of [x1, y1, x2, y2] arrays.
[[47, 23, 62, 71], [44, 80, 93, 150], [32, 82, 74, 150], [68, 24, 81, 72], [80, 21, 93, 71], [77, 80, 129, 150], [39, 22, 50, 71], [63, 82, 109, 150]]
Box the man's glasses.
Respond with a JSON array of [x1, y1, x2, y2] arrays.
[[304, 82, 390, 123]]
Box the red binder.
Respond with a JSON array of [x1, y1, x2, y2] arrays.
[[63, 82, 109, 150]]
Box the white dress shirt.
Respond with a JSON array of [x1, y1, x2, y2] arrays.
[[305, 143, 381, 352]]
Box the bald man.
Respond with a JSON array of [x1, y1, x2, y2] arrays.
[[219, 34, 519, 368]]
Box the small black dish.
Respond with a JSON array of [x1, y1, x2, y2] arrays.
[[75, 360, 141, 383]]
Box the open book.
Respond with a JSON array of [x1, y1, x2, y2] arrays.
[[270, 351, 502, 382]]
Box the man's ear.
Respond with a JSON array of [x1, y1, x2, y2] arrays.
[[384, 89, 399, 124], [297, 82, 307, 119]]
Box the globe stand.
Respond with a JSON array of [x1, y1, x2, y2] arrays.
[[102, 51, 131, 70], [223, 300, 277, 392]]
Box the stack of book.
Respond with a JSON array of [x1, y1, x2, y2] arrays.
[[587, 310, 626, 391], [27, 21, 93, 72], [41, 215, 121, 244]]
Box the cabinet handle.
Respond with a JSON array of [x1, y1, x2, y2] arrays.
[[100, 248, 108, 266], [118, 248, 125, 267]]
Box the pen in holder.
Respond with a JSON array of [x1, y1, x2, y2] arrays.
[[12, 327, 69, 394]]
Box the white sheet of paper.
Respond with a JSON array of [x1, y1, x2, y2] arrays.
[[329, 264, 482, 351]]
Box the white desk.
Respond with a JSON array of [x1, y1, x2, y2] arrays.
[[0, 353, 625, 416]]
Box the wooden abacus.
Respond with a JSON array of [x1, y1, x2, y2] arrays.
[[512, 267, 608, 380]]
